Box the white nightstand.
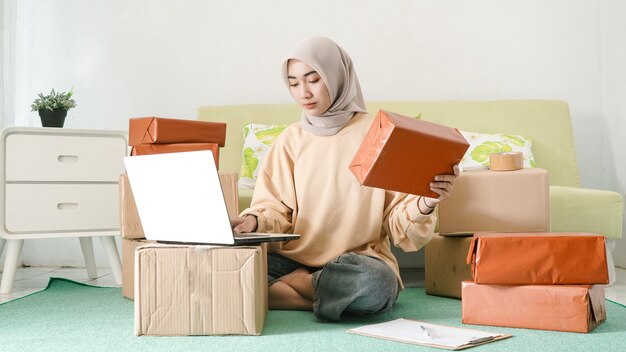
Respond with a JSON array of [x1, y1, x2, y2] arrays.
[[0, 127, 127, 293]]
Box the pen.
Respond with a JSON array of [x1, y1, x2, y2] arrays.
[[469, 336, 496, 344], [419, 324, 434, 339]]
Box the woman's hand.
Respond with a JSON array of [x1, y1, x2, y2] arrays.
[[418, 164, 460, 214], [231, 215, 258, 234]]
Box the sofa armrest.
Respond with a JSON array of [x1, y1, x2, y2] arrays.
[[550, 186, 623, 238]]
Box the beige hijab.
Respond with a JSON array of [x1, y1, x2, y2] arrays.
[[283, 36, 367, 136]]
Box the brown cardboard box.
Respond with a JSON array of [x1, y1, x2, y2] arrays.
[[128, 117, 226, 146], [134, 243, 267, 336], [120, 172, 239, 240], [424, 234, 473, 298], [122, 238, 152, 300], [119, 174, 144, 240], [467, 232, 609, 285], [462, 281, 606, 333], [438, 168, 550, 235], [349, 110, 469, 198], [130, 143, 220, 168]]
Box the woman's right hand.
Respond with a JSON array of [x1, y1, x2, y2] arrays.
[[231, 215, 258, 234]]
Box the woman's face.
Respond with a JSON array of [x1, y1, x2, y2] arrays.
[[287, 59, 331, 115]]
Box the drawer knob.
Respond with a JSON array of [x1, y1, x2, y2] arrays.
[[57, 203, 79, 210], [58, 155, 79, 162]]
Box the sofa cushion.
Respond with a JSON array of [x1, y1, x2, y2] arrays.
[[459, 131, 536, 171], [550, 185, 623, 239], [239, 123, 288, 189]]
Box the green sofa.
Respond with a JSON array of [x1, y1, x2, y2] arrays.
[[197, 100, 623, 240]]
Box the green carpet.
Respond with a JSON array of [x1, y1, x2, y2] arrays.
[[1, 278, 625, 352]]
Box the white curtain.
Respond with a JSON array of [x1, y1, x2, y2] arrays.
[[1, 0, 19, 128]]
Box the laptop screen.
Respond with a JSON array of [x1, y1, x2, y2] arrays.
[[123, 150, 235, 245]]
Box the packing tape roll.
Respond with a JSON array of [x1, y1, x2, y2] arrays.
[[489, 152, 523, 171]]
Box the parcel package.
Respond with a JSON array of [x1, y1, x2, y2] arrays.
[[134, 243, 267, 336], [467, 232, 609, 285], [130, 143, 220, 167], [119, 172, 239, 240], [128, 117, 226, 146], [438, 168, 549, 235], [462, 281, 606, 333], [122, 238, 152, 300], [349, 110, 469, 198], [424, 234, 473, 299]]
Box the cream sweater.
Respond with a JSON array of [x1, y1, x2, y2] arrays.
[[240, 113, 437, 285]]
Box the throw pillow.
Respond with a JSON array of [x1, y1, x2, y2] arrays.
[[239, 123, 288, 189], [459, 131, 536, 171]]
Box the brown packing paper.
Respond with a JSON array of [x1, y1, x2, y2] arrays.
[[462, 281, 606, 333], [134, 243, 268, 336], [425, 234, 473, 299], [349, 110, 469, 198], [128, 117, 226, 146], [466, 232, 609, 285], [130, 143, 220, 168], [438, 168, 549, 235], [489, 151, 523, 171], [119, 172, 239, 240]]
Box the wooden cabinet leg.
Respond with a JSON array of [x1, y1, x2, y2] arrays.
[[79, 237, 98, 279], [0, 239, 24, 294]]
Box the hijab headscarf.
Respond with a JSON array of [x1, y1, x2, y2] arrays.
[[282, 36, 367, 136]]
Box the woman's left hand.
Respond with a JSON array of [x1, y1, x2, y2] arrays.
[[420, 165, 460, 212]]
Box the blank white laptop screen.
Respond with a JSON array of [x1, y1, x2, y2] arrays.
[[124, 150, 241, 245]]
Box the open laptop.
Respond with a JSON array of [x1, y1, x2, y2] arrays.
[[123, 150, 300, 245]]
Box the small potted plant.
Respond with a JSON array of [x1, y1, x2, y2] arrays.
[[31, 88, 77, 128]]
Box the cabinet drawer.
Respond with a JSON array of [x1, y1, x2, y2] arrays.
[[5, 184, 120, 233], [5, 133, 126, 182]]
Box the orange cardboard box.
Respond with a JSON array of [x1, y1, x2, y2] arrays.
[[438, 168, 550, 235], [128, 117, 226, 146], [462, 281, 606, 333], [349, 110, 469, 198], [130, 143, 220, 168], [119, 172, 239, 240], [467, 232, 609, 285], [424, 234, 473, 299]]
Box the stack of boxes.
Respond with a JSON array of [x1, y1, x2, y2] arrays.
[[425, 166, 608, 333], [462, 233, 607, 333], [425, 168, 551, 298], [121, 117, 268, 336]]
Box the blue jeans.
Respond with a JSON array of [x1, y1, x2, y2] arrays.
[[268, 252, 399, 321]]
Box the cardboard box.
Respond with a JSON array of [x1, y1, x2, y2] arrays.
[[467, 232, 609, 285], [462, 281, 606, 333], [120, 172, 239, 240], [424, 234, 473, 298], [349, 110, 469, 198], [438, 168, 550, 235], [134, 243, 267, 336], [130, 143, 220, 168], [128, 117, 226, 146], [122, 238, 152, 300], [119, 174, 144, 240]]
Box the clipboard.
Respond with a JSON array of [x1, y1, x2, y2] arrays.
[[347, 318, 512, 350]]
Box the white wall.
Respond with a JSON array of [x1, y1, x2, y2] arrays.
[[601, 0, 626, 267], [3, 0, 624, 268]]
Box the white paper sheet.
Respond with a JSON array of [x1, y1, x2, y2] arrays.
[[348, 318, 510, 350]]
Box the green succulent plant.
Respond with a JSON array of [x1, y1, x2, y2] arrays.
[[31, 88, 77, 112]]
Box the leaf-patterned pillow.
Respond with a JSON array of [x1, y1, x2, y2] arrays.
[[239, 123, 288, 189], [459, 131, 536, 171]]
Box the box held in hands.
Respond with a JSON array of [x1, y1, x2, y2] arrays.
[[349, 110, 469, 198]]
